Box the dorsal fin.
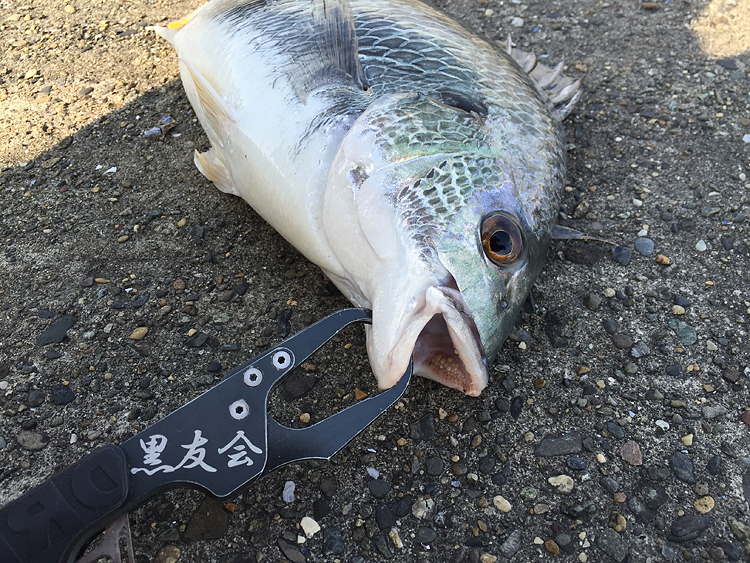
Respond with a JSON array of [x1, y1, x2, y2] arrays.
[[212, 0, 366, 99], [309, 0, 366, 92], [503, 35, 583, 120]]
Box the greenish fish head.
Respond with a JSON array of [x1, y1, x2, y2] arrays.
[[324, 93, 560, 397], [433, 180, 553, 372]]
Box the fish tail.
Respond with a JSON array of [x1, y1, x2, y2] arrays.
[[153, 8, 201, 44]]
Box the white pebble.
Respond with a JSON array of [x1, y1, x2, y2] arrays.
[[412, 497, 434, 519], [283, 480, 296, 503], [511, 16, 524, 26], [637, 229, 648, 237], [548, 474, 575, 493], [493, 495, 512, 512], [743, 133, 750, 143], [615, 137, 622, 142], [655, 419, 670, 431], [300, 516, 320, 538], [632, 198, 643, 207], [389, 528, 404, 548], [695, 240, 707, 252], [367, 467, 380, 479]]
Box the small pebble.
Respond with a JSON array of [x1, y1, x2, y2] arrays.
[[621, 440, 643, 466], [670, 451, 696, 484], [283, 481, 296, 503], [656, 254, 671, 265], [388, 529, 403, 549], [630, 341, 650, 358], [634, 237, 654, 256], [695, 240, 707, 252], [612, 334, 633, 349], [567, 457, 587, 471], [609, 513, 627, 533], [493, 495, 511, 513], [681, 434, 693, 446], [411, 497, 434, 519], [602, 318, 618, 334], [299, 516, 320, 538], [129, 327, 148, 340], [611, 246, 632, 266], [706, 455, 721, 475], [548, 474, 574, 493], [693, 496, 715, 515], [416, 527, 437, 544], [154, 546, 180, 563]]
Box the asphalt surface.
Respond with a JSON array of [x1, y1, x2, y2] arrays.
[[0, 1, 749, 562]]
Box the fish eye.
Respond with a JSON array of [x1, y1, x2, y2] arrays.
[[481, 212, 523, 265]]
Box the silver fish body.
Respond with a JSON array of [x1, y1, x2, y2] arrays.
[[157, 0, 581, 395]]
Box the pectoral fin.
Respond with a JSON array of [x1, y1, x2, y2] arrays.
[[195, 148, 235, 195], [552, 224, 613, 245], [177, 59, 238, 195]]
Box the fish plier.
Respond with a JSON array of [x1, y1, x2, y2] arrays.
[[0, 308, 411, 563]]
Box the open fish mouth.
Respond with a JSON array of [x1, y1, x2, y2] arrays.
[[378, 284, 488, 397]]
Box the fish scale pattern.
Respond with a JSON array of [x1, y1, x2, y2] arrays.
[[395, 157, 502, 260], [356, 15, 482, 108], [363, 95, 496, 163], [351, 0, 565, 234]]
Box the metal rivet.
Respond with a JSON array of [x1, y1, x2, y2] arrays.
[[272, 349, 293, 370], [229, 399, 250, 420], [244, 368, 263, 387]]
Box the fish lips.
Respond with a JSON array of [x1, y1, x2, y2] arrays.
[[368, 284, 489, 397]]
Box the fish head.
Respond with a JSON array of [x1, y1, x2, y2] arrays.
[[323, 93, 562, 396], [432, 183, 553, 373]]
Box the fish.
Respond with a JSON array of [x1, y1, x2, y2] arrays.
[[156, 0, 581, 396]]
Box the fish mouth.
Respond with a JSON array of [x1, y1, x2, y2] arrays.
[[370, 282, 488, 397]]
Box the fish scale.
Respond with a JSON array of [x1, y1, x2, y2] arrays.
[[397, 156, 503, 260], [352, 7, 566, 233], [157, 0, 581, 396], [363, 95, 495, 161]]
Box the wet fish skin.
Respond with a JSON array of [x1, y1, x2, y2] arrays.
[[157, 0, 581, 396]]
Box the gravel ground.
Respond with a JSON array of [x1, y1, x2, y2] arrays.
[[1, 1, 750, 562]]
